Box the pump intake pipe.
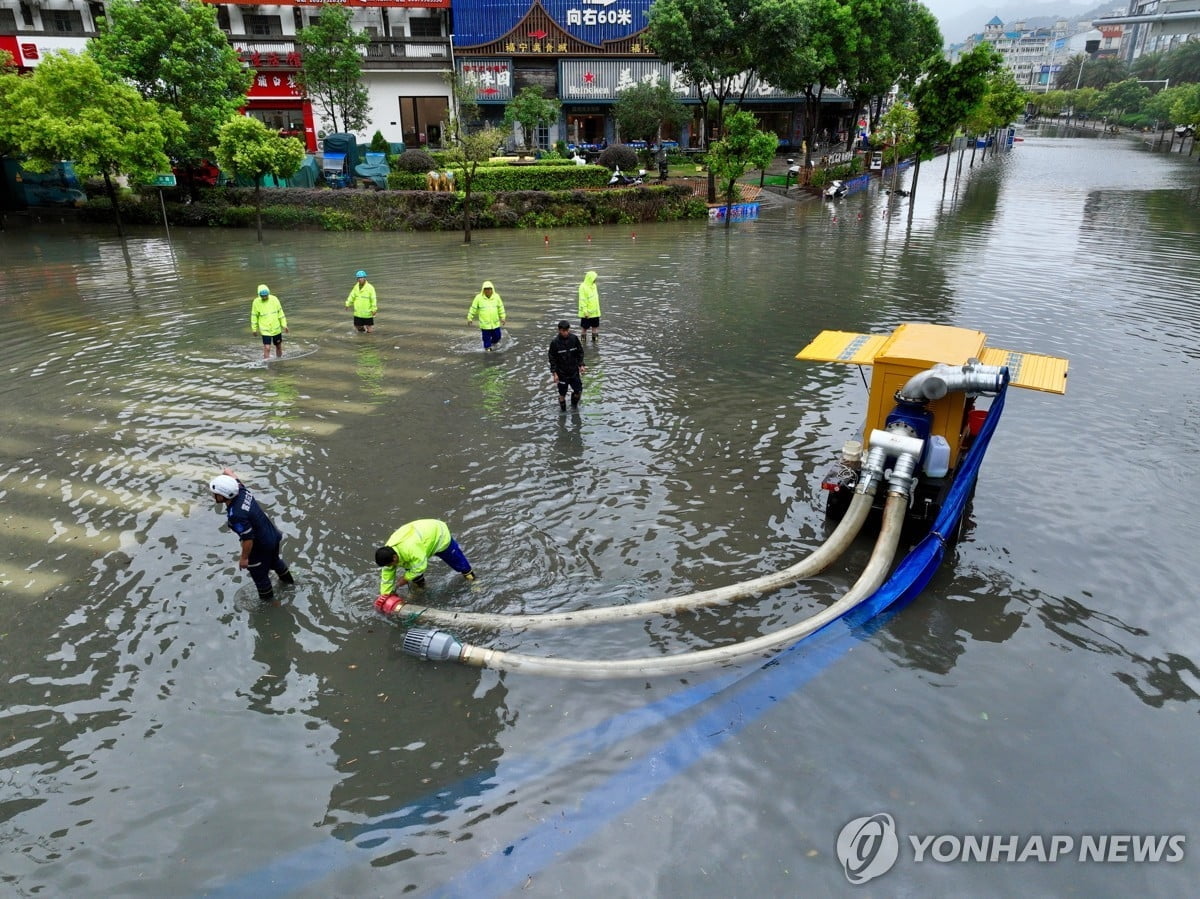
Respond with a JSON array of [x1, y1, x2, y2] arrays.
[[896, 360, 1006, 403], [382, 469, 885, 633], [398, 451, 920, 678]]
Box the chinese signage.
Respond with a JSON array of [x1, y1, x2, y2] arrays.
[[236, 48, 303, 69], [453, 0, 655, 48], [248, 73, 303, 100], [457, 58, 514, 102], [556, 60, 801, 102]]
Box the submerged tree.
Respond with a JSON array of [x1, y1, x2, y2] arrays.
[[445, 125, 506, 244], [705, 110, 776, 229], [296, 5, 371, 136], [214, 116, 305, 243], [908, 44, 1000, 219]]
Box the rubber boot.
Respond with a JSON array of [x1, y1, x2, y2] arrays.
[[571, 392, 581, 407]]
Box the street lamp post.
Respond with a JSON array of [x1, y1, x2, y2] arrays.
[[448, 33, 458, 140]]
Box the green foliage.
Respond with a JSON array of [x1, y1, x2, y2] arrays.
[[966, 69, 1025, 135], [1170, 83, 1200, 130], [1162, 40, 1200, 86], [1098, 79, 1151, 117], [296, 5, 371, 134], [614, 80, 689, 144], [214, 116, 305, 185], [103, 183, 706, 232], [0, 50, 183, 185], [444, 124, 506, 241], [647, 0, 807, 144], [395, 148, 437, 173], [89, 0, 249, 168], [597, 144, 639, 172], [502, 87, 561, 153], [911, 44, 1001, 160], [705, 110, 776, 218]]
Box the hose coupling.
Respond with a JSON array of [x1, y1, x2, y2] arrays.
[[887, 452, 920, 497], [375, 594, 404, 614], [855, 445, 889, 495], [402, 627, 464, 662]]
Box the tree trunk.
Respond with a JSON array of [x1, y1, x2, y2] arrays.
[[907, 158, 922, 229], [463, 181, 473, 244], [103, 171, 125, 240], [254, 180, 263, 244]]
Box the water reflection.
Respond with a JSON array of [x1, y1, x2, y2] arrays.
[[3, 132, 1200, 895]]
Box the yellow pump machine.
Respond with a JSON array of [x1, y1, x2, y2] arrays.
[[797, 323, 1068, 526]]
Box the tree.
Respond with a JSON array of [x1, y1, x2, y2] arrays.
[[89, 0, 250, 197], [613, 79, 688, 145], [908, 44, 1000, 216], [1162, 40, 1200, 86], [445, 125, 505, 244], [836, 0, 941, 142], [296, 5, 370, 136], [0, 50, 183, 238], [214, 116, 305, 243], [1169, 83, 1200, 133], [1098, 79, 1150, 125], [646, 0, 806, 199], [502, 86, 561, 156], [758, 0, 847, 162], [705, 110, 776, 229], [964, 69, 1024, 162]]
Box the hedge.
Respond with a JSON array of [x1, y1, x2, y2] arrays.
[[79, 183, 708, 232], [387, 164, 609, 191]]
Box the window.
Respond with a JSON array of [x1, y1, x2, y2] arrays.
[[409, 16, 441, 38], [48, 10, 85, 34], [243, 14, 283, 38], [0, 9, 18, 33]]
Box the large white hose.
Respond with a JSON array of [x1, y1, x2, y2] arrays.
[[444, 491, 908, 679], [391, 489, 877, 632]]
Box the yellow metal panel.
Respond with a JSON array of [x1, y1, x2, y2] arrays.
[[980, 347, 1069, 394], [795, 330, 889, 365], [876, 323, 987, 368]]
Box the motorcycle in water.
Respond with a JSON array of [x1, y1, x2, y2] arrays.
[[608, 167, 647, 187], [823, 179, 847, 200]]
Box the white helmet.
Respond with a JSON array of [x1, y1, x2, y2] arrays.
[[210, 474, 239, 498]]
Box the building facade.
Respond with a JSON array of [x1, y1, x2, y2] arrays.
[[0, 0, 850, 155], [1093, 0, 1200, 64]]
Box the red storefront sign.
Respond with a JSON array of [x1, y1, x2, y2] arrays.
[[248, 73, 303, 100]]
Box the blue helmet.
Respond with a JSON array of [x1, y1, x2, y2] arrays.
[[356, 270, 367, 279]]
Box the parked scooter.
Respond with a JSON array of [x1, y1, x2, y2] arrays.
[[823, 179, 847, 200], [608, 167, 647, 187]]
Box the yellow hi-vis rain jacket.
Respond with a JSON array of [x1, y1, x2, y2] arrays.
[[379, 519, 452, 594]]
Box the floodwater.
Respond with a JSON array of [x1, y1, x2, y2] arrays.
[[2, 129, 1199, 897]]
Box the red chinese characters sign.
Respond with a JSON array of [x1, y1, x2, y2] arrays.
[[248, 72, 303, 100], [237, 49, 303, 69]]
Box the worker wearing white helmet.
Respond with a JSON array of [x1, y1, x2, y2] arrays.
[[210, 469, 295, 602]]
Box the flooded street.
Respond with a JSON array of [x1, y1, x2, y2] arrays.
[[2, 129, 1199, 896]]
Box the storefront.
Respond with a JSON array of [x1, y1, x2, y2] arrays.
[[237, 48, 317, 152]]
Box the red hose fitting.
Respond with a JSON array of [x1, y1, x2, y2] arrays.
[[375, 593, 404, 614]]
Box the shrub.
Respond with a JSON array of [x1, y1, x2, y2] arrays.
[[395, 149, 437, 173], [597, 144, 638, 172]]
